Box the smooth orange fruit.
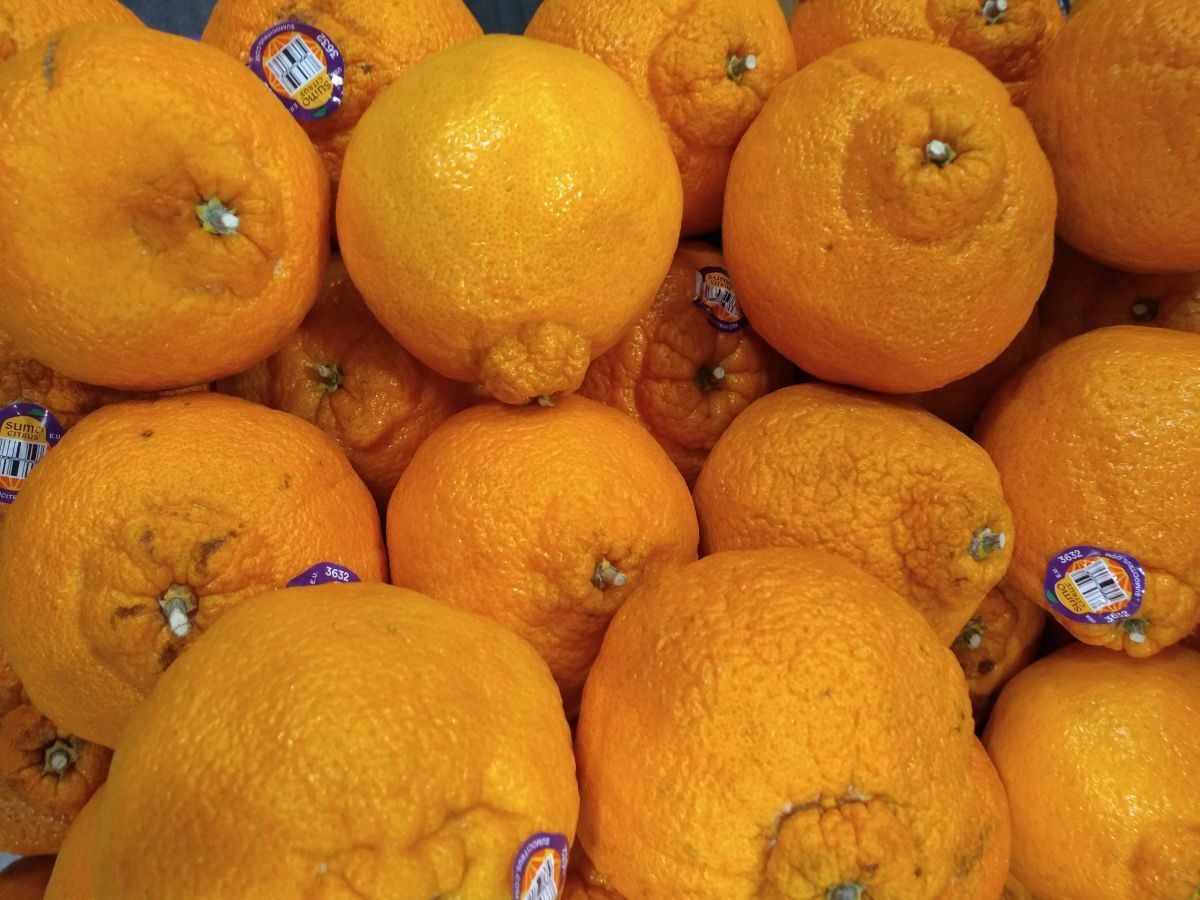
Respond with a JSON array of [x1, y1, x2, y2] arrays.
[[976, 326, 1200, 654], [790, 0, 1065, 104], [0, 647, 109, 856], [0, 393, 386, 749], [724, 37, 1055, 393], [387, 395, 697, 713], [577, 548, 982, 898], [94, 582, 578, 899], [694, 383, 1014, 644], [936, 738, 1012, 900], [201, 0, 481, 204], [1002, 874, 1037, 899], [337, 34, 682, 404], [0, 22, 329, 391], [577, 241, 793, 485], [984, 644, 1200, 899], [216, 255, 473, 508], [1038, 241, 1200, 352], [1024, 0, 1200, 273], [44, 787, 102, 900], [952, 587, 1047, 723], [0, 0, 138, 61], [525, 0, 795, 235], [0, 853, 55, 898]]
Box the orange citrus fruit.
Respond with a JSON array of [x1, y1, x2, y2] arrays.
[[984, 643, 1200, 899], [201, 0, 481, 205], [337, 34, 682, 404], [577, 241, 793, 485], [216, 255, 473, 508], [936, 738, 1012, 900], [952, 587, 1047, 723], [1023, 0, 1200, 273], [976, 326, 1200, 654], [94, 583, 578, 899], [387, 395, 697, 712], [525, 0, 796, 235], [694, 383, 1014, 644], [576, 548, 982, 898], [0, 853, 55, 898], [723, 37, 1055, 393], [0, 22, 329, 391], [43, 787, 102, 900], [0, 0, 138, 61], [0, 393, 387, 749]]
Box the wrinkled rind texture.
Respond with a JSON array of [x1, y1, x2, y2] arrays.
[[952, 586, 1046, 723], [576, 548, 979, 898], [201, 0, 482, 198], [43, 786, 103, 900], [694, 383, 1013, 644], [976, 326, 1200, 653], [0, 0, 139, 61], [525, 0, 797, 235], [94, 584, 579, 899], [386, 395, 698, 713], [723, 37, 1056, 393], [983, 644, 1200, 900], [337, 34, 683, 401], [0, 393, 387, 749], [1023, 0, 1200, 273], [0, 23, 329, 391]]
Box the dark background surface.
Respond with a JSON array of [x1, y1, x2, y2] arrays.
[[121, 0, 543, 36]]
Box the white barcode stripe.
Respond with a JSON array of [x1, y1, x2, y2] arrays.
[[264, 35, 324, 96], [0, 437, 47, 480], [521, 854, 559, 900], [1068, 559, 1129, 612]]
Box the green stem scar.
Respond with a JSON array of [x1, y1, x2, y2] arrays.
[[592, 558, 628, 589], [955, 617, 985, 650], [727, 53, 758, 82], [159, 584, 198, 639], [926, 140, 957, 167], [1131, 299, 1159, 322], [1121, 616, 1150, 645], [195, 197, 240, 235], [826, 884, 865, 900], [982, 0, 1008, 24], [43, 738, 77, 776], [968, 526, 1006, 561], [314, 362, 342, 393], [696, 363, 727, 392]]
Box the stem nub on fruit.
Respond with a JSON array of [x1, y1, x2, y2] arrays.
[[969, 526, 1006, 561], [727, 53, 758, 82], [533, 395, 556, 408], [982, 0, 1008, 24], [159, 584, 198, 639], [314, 362, 342, 393], [956, 617, 985, 650], [43, 738, 77, 777], [1131, 299, 1159, 322], [696, 363, 727, 392], [592, 558, 628, 589], [826, 883, 865, 900], [195, 197, 240, 235], [926, 139, 957, 167], [1121, 616, 1149, 644]]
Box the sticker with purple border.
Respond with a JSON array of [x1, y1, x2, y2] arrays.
[[512, 832, 569, 900], [693, 266, 748, 333], [1043, 545, 1145, 625], [249, 21, 344, 121], [286, 562, 361, 588], [0, 402, 65, 504]]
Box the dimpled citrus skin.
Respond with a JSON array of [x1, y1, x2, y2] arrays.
[[525, 0, 795, 236], [934, 738, 1012, 900], [0, 0, 138, 60], [975, 326, 1200, 654], [1038, 241, 1200, 352], [1023, 0, 1200, 273], [790, 0, 1065, 104], [44, 787, 102, 900], [217, 255, 473, 508], [576, 548, 980, 898], [0, 393, 386, 749], [577, 241, 793, 485], [723, 37, 1055, 394], [952, 587, 1047, 723], [337, 34, 682, 404], [694, 383, 1014, 644], [983, 644, 1200, 900], [0, 23, 329, 391], [387, 395, 698, 713], [201, 0, 481, 202], [0, 854, 55, 899], [94, 583, 578, 899]]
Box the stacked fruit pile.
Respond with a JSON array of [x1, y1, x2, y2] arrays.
[[0, 0, 1196, 898]]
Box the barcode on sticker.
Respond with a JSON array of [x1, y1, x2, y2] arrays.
[[1069, 559, 1129, 612], [703, 282, 739, 318], [265, 35, 323, 95], [521, 855, 558, 900], [0, 437, 46, 480]]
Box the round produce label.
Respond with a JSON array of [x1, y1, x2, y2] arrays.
[[513, 832, 568, 900], [285, 562, 361, 588], [1043, 545, 1145, 625], [693, 266, 748, 333], [0, 402, 65, 504], [249, 22, 344, 121]]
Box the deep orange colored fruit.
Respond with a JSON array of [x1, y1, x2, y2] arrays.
[[984, 644, 1200, 899], [1023, 0, 1200, 273], [43, 787, 102, 900], [694, 383, 1014, 644], [0, 393, 386, 749], [0, 854, 55, 898], [723, 37, 1055, 393], [790, 0, 1065, 104], [216, 255, 473, 508], [936, 738, 1012, 900], [1038, 241, 1200, 352], [0, 647, 109, 855], [976, 326, 1200, 654], [577, 241, 793, 485], [952, 587, 1047, 723], [337, 34, 682, 404], [0, 22, 329, 391], [576, 548, 982, 898], [0, 0, 138, 61], [387, 395, 697, 713], [201, 0, 481, 203], [1002, 874, 1037, 899], [525, 0, 796, 235], [94, 583, 578, 899], [563, 844, 625, 900]]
